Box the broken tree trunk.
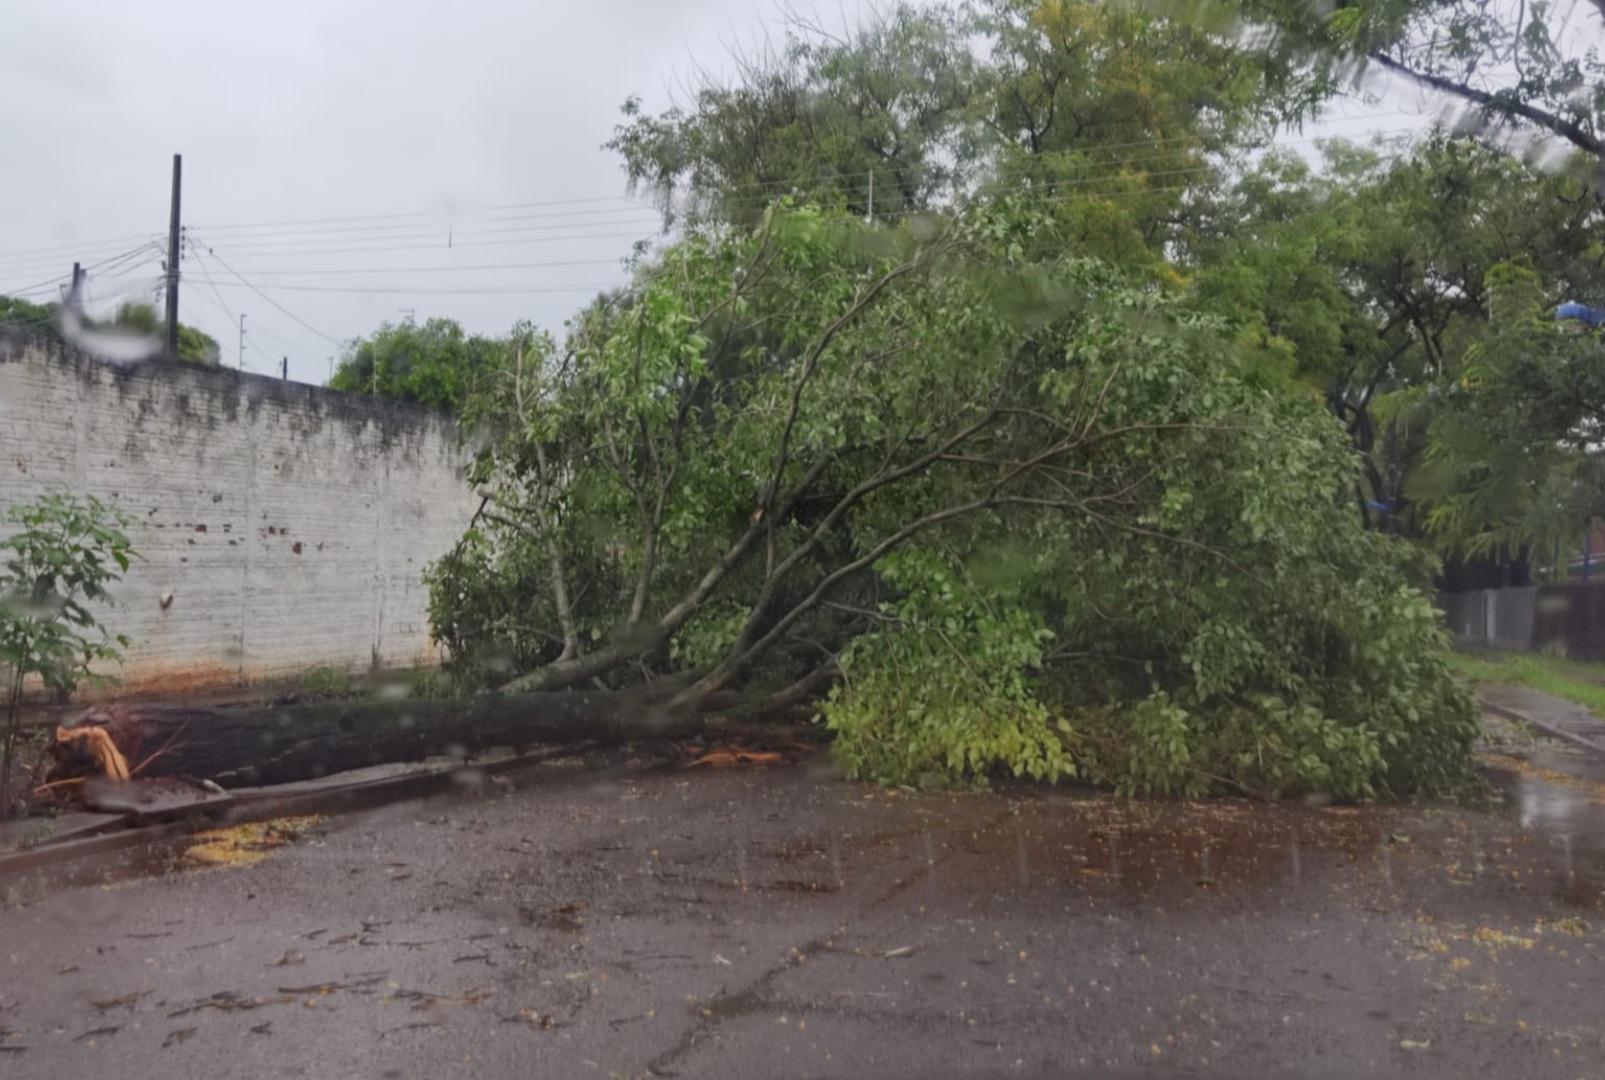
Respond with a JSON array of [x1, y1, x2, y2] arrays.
[[48, 687, 797, 789]]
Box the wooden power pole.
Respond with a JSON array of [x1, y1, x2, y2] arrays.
[[164, 154, 182, 361]]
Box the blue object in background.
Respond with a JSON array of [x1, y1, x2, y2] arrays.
[[1556, 301, 1605, 327]]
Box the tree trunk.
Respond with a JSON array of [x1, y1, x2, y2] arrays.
[[48, 687, 794, 789]]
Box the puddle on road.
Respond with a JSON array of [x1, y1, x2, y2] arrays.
[[792, 750, 1605, 915], [11, 746, 1605, 920]]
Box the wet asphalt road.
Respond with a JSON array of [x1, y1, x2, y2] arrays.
[[4, 747, 1605, 1079]]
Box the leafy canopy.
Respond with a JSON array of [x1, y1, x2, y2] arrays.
[[329, 317, 509, 411], [435, 198, 1476, 798]]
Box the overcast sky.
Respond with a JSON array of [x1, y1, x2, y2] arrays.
[[0, 1, 1436, 384]]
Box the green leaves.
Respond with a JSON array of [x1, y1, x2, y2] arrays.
[[330, 317, 508, 411], [0, 493, 136, 696], [823, 547, 1071, 788], [437, 185, 1477, 801]]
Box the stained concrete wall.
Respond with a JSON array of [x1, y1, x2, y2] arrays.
[[0, 334, 480, 694]]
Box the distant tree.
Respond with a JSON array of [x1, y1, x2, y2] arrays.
[[0, 295, 58, 332], [111, 302, 220, 366], [329, 317, 506, 412], [1187, 136, 1602, 516], [0, 296, 220, 365]]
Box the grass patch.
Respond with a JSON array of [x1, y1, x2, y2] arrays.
[[1449, 649, 1605, 718], [301, 666, 355, 696]]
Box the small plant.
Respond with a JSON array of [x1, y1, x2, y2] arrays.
[[302, 666, 354, 697], [0, 493, 134, 817]]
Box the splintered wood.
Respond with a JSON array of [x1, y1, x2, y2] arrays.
[[52, 725, 131, 781]]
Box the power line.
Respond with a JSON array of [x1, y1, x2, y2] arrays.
[[187, 195, 646, 233], [0, 243, 164, 299], [0, 232, 157, 271], [190, 230, 664, 265], [183, 202, 664, 245], [197, 280, 628, 296], [196, 257, 632, 277], [203, 220, 664, 255], [185, 257, 319, 363], [183, 134, 1418, 263], [0, 111, 1429, 277], [186, 238, 343, 345], [190, 112, 1425, 231], [184, 242, 245, 365]]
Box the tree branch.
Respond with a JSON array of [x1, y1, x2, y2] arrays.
[[1367, 51, 1604, 158]]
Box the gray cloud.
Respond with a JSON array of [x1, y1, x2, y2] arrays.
[[0, 0, 833, 380]]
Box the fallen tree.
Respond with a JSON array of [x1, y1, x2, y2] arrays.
[[428, 198, 1478, 799], [47, 687, 797, 789]]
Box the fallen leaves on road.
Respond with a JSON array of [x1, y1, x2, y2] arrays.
[[91, 990, 150, 1012], [73, 1026, 120, 1043], [184, 816, 324, 869], [1478, 753, 1605, 802], [501, 1007, 557, 1031], [1472, 926, 1536, 952]]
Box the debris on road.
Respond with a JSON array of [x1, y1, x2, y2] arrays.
[[686, 744, 787, 768], [184, 816, 323, 869]]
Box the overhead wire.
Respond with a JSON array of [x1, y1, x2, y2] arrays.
[[183, 241, 250, 366], [191, 131, 1424, 267], [187, 156, 1424, 299], [184, 229, 665, 262], [203, 221, 664, 256], [193, 281, 629, 296], [0, 110, 1429, 276], [183, 111, 1426, 232], [0, 113, 1435, 321], [185, 202, 664, 244], [195, 256, 636, 277], [0, 232, 160, 271], [0, 242, 165, 299], [188, 245, 323, 365], [185, 238, 343, 345]]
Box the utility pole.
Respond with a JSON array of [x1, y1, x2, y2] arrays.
[[238, 313, 247, 370], [68, 262, 83, 308], [281, 356, 288, 380], [164, 154, 182, 362]]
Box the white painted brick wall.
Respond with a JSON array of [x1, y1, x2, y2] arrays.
[[0, 337, 480, 694]]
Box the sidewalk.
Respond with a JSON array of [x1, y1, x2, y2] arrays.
[[1479, 682, 1605, 754]]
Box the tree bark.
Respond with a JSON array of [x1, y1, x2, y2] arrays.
[[48, 687, 800, 790]]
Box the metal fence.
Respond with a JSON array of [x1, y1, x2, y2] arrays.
[[1443, 584, 1605, 660]]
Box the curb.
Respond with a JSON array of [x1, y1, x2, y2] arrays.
[[0, 744, 594, 881], [1480, 699, 1605, 756]]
